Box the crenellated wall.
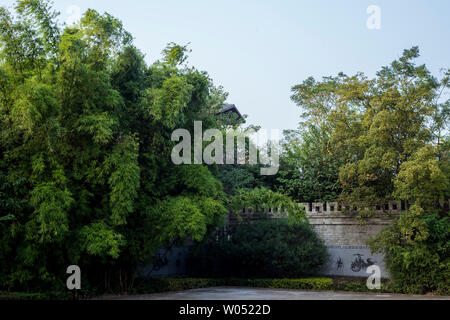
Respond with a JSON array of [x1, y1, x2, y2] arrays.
[[301, 202, 399, 278], [301, 201, 400, 246], [228, 201, 405, 278], [146, 200, 449, 278]]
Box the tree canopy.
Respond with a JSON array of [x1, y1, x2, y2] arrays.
[[0, 0, 234, 291], [0, 0, 306, 293], [276, 47, 449, 217], [277, 47, 450, 295]]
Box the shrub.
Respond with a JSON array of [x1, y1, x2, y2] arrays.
[[188, 218, 328, 278], [135, 277, 334, 294], [369, 212, 450, 295], [257, 278, 333, 290], [332, 278, 387, 293]]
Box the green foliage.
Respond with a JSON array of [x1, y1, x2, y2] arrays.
[[276, 127, 341, 202], [0, 291, 71, 300], [134, 277, 394, 295], [80, 222, 125, 259], [0, 214, 15, 221], [135, 277, 334, 294], [188, 219, 327, 278], [285, 46, 449, 295], [394, 145, 448, 210], [335, 48, 447, 211], [251, 278, 333, 290], [332, 277, 391, 293], [161, 42, 191, 66], [369, 213, 450, 295], [105, 135, 140, 226], [1, 277, 399, 298], [1, 0, 448, 296], [0, 1, 230, 293], [283, 47, 449, 213], [229, 187, 306, 223], [28, 182, 73, 243], [144, 75, 193, 127], [210, 126, 274, 195], [214, 164, 264, 194]]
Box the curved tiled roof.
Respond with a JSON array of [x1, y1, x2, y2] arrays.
[[217, 104, 243, 120]]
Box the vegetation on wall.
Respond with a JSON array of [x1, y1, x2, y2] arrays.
[[188, 219, 327, 278]]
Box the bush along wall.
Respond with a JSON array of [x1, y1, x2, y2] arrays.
[[187, 218, 328, 278], [133, 277, 400, 296]]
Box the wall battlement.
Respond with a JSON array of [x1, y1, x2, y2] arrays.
[[300, 201, 399, 246]]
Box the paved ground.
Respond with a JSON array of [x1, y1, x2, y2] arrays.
[[100, 287, 450, 300]]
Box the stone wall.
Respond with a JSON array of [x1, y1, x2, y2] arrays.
[[138, 246, 191, 278], [229, 201, 401, 246], [322, 245, 388, 278], [301, 201, 405, 278], [302, 201, 399, 246]]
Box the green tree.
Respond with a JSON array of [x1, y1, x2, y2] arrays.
[[336, 48, 447, 212], [394, 145, 448, 211], [276, 127, 341, 202], [287, 47, 449, 215], [287, 47, 449, 294], [0, 0, 231, 293], [368, 209, 450, 294]]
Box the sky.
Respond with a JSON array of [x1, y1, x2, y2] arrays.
[[2, 0, 450, 131]]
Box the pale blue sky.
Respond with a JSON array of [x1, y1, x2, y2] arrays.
[[2, 0, 450, 130]]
